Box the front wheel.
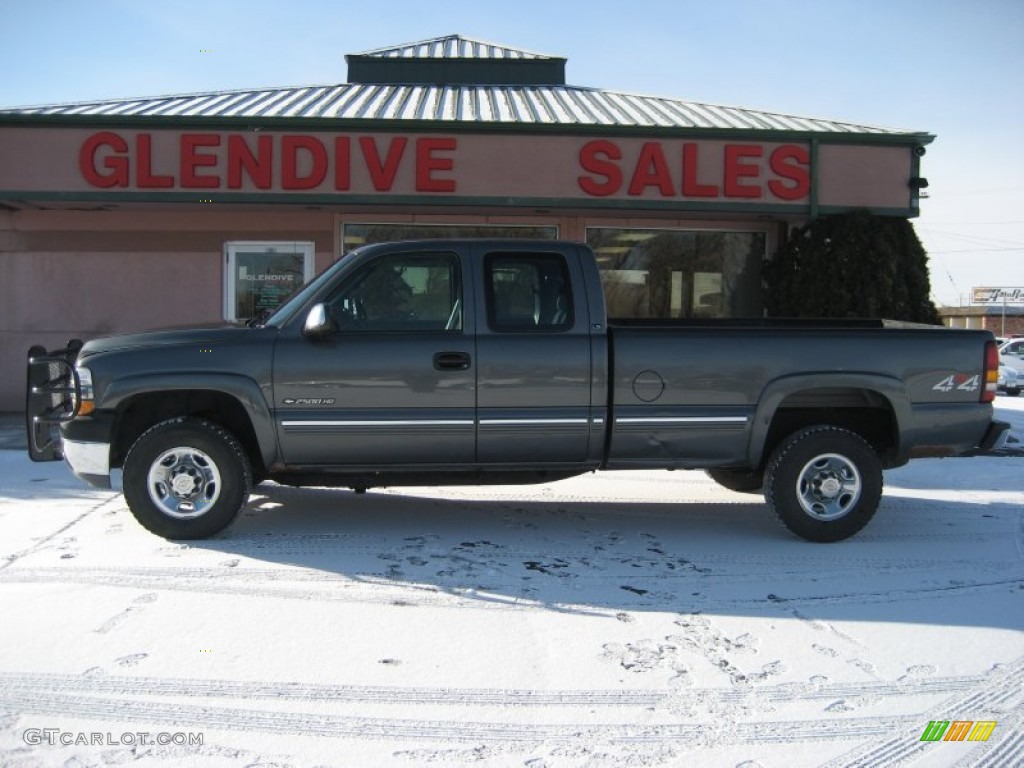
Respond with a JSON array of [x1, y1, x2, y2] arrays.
[[764, 426, 882, 543], [122, 417, 252, 539], [1005, 388, 1021, 397]]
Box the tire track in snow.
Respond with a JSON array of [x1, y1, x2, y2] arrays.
[[821, 659, 1024, 768], [0, 565, 476, 608], [0, 662, 1014, 711], [0, 495, 118, 570], [952, 718, 1024, 768], [0, 565, 1019, 611], [0, 688, 925, 745]]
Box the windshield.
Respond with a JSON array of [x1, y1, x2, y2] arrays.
[[263, 251, 358, 327]]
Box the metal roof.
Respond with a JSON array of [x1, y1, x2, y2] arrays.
[[0, 83, 913, 134], [353, 34, 558, 60], [0, 34, 922, 136]]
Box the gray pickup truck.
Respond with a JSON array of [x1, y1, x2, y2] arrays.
[[27, 239, 1009, 542]]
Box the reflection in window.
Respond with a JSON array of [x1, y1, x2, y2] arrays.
[[224, 241, 314, 322], [343, 223, 558, 252], [586, 228, 765, 319], [485, 254, 573, 332], [327, 252, 462, 332]]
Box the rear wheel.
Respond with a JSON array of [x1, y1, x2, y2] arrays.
[[123, 417, 251, 539], [705, 468, 764, 493], [764, 426, 882, 543]]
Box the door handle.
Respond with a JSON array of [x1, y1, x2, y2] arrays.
[[434, 351, 471, 371]]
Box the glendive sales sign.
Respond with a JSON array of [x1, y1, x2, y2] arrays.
[[0, 126, 916, 210], [76, 131, 810, 201]]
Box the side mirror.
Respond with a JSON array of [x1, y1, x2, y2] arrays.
[[302, 303, 335, 338]]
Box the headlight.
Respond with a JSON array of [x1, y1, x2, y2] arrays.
[[75, 366, 95, 416]]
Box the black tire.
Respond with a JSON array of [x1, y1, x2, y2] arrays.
[[705, 468, 764, 493], [1006, 388, 1021, 397], [122, 417, 252, 539], [764, 426, 882, 543]]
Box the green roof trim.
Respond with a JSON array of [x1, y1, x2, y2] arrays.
[[0, 188, 921, 218]]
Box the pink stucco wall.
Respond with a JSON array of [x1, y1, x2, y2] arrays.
[[0, 208, 336, 411], [0, 207, 779, 411]]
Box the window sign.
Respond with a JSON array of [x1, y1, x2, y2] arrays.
[[224, 242, 315, 322]]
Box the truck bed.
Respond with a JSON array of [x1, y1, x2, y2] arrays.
[[605, 323, 993, 469]]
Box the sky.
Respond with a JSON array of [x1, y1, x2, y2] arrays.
[[1, 0, 1022, 307]]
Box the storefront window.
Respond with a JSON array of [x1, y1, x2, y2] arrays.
[[343, 223, 557, 253], [224, 241, 315, 322], [585, 228, 766, 319]]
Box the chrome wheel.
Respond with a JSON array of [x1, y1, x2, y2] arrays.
[[766, 426, 882, 542], [795, 453, 861, 521], [146, 446, 222, 519]]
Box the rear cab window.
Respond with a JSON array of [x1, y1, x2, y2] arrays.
[[484, 253, 574, 333]]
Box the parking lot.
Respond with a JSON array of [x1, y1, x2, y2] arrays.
[[1, 401, 1022, 767]]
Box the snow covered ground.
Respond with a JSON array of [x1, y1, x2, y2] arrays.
[[1, 401, 1022, 768]]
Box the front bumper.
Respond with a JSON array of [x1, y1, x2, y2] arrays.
[[60, 413, 118, 489], [63, 439, 114, 489]]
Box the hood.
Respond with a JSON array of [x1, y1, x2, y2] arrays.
[[78, 324, 254, 359]]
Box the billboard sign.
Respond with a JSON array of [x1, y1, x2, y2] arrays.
[[972, 287, 1024, 304]]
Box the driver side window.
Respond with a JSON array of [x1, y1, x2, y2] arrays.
[[327, 252, 462, 332]]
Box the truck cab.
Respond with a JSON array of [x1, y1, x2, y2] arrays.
[[269, 240, 607, 470]]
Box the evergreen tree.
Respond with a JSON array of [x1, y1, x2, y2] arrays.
[[763, 210, 941, 323]]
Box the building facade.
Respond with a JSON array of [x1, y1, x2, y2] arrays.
[[0, 35, 933, 410], [938, 305, 1024, 337]]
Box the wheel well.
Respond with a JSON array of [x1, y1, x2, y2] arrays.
[[763, 388, 898, 468], [111, 390, 265, 477]]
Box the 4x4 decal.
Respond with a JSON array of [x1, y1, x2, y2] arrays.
[[932, 374, 979, 393]]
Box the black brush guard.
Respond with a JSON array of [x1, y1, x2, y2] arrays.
[[25, 340, 83, 462]]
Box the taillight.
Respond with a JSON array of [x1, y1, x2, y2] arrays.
[[983, 341, 998, 403]]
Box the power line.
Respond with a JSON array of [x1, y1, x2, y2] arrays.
[[922, 220, 1024, 226], [928, 247, 1023, 254], [916, 228, 1024, 248]]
